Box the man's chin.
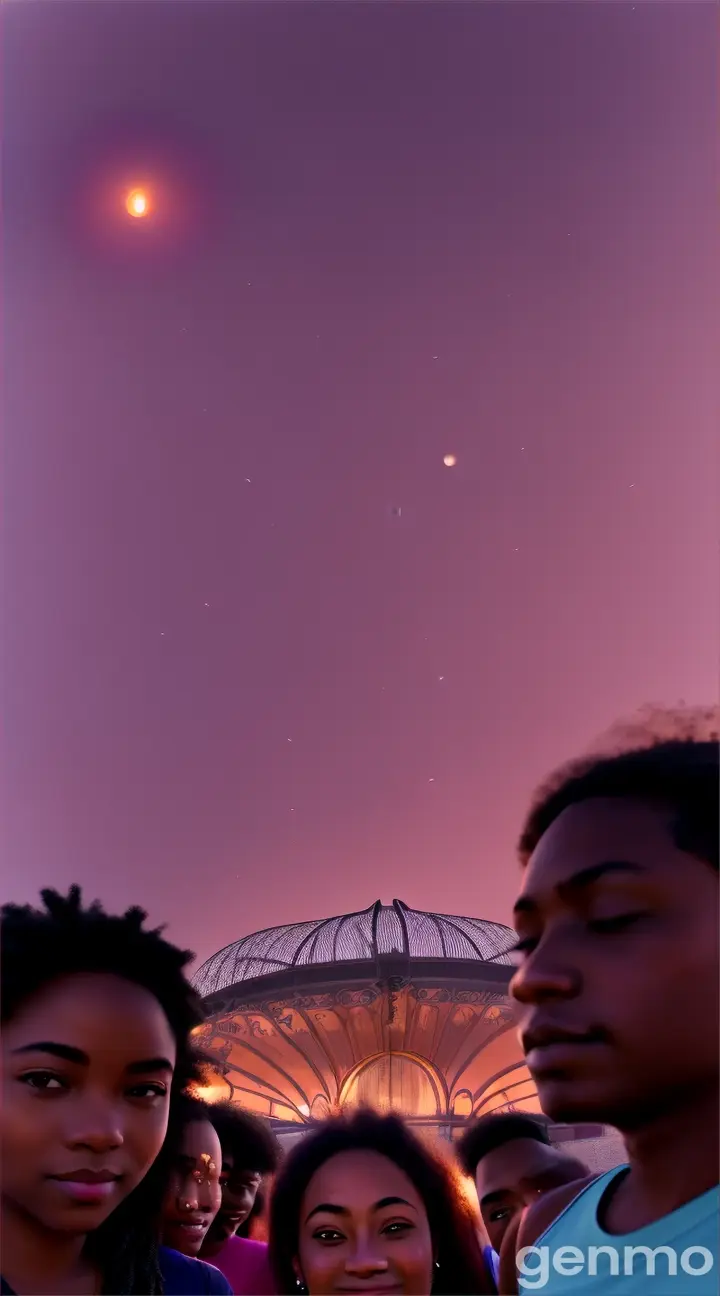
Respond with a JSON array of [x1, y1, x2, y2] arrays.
[[534, 1076, 613, 1125]]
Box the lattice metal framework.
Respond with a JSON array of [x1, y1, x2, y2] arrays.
[[193, 899, 515, 998]]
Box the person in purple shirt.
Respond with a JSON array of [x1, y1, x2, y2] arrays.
[[200, 1102, 279, 1294]]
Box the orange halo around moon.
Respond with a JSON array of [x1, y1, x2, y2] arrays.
[[125, 188, 150, 218]]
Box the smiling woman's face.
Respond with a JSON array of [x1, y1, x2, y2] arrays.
[[162, 1118, 222, 1256], [296, 1149, 434, 1295], [1, 972, 176, 1238]]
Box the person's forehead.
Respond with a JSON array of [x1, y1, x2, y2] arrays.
[[226, 1165, 261, 1182], [521, 798, 675, 893], [303, 1150, 421, 1212], [4, 972, 176, 1059], [182, 1120, 221, 1160], [476, 1139, 555, 1198]]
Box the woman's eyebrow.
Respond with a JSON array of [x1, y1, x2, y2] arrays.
[[305, 1202, 349, 1223], [125, 1056, 174, 1074], [372, 1196, 414, 1213], [12, 1041, 88, 1064]]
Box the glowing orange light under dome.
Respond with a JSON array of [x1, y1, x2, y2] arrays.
[[125, 188, 150, 218]]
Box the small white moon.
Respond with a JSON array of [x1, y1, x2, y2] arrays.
[[443, 454, 457, 467]]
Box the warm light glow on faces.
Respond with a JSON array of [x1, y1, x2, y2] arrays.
[[125, 188, 149, 218]]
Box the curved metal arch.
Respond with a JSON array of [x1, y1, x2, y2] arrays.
[[333, 912, 352, 962], [220, 1059, 311, 1115], [289, 1003, 343, 1095], [370, 900, 383, 953], [447, 1015, 517, 1094], [475, 1074, 537, 1116], [452, 1087, 474, 1116], [220, 1010, 335, 1105], [338, 1050, 449, 1114], [392, 900, 411, 955], [213, 1027, 318, 1110], [471, 1058, 535, 1107]]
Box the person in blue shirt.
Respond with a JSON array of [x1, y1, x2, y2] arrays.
[[158, 1245, 232, 1294], [0, 886, 230, 1295], [457, 1113, 587, 1292], [501, 712, 719, 1294]]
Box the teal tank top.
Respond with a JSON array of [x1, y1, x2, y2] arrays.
[[517, 1167, 719, 1295]]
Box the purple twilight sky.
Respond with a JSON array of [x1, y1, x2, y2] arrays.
[[3, 1, 717, 968]]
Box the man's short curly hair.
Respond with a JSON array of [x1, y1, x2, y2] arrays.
[[518, 707, 719, 869]]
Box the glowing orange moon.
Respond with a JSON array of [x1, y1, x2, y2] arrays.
[[125, 189, 149, 218], [443, 453, 457, 467]]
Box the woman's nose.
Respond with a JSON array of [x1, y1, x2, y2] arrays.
[[66, 1103, 124, 1153], [179, 1178, 200, 1210], [345, 1242, 390, 1277]]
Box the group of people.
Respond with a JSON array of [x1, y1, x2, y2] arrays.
[[1, 710, 718, 1294]]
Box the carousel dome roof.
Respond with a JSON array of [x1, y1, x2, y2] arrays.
[[192, 899, 515, 998]]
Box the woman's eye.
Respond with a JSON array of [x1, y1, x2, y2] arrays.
[[314, 1229, 344, 1243], [383, 1221, 413, 1236], [126, 1083, 167, 1101], [489, 1208, 510, 1222], [20, 1071, 65, 1091]]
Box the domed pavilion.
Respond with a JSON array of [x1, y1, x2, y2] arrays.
[[191, 898, 542, 1140]]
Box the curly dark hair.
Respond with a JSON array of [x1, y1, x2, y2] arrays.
[[207, 1101, 279, 1175], [519, 729, 719, 869], [457, 1112, 550, 1177], [269, 1110, 491, 1295], [1, 885, 206, 1296]]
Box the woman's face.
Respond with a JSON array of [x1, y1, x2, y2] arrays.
[[297, 1149, 434, 1295], [1, 971, 176, 1237], [162, 1118, 222, 1256]]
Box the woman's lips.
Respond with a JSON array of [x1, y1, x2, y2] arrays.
[[49, 1179, 119, 1204]]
